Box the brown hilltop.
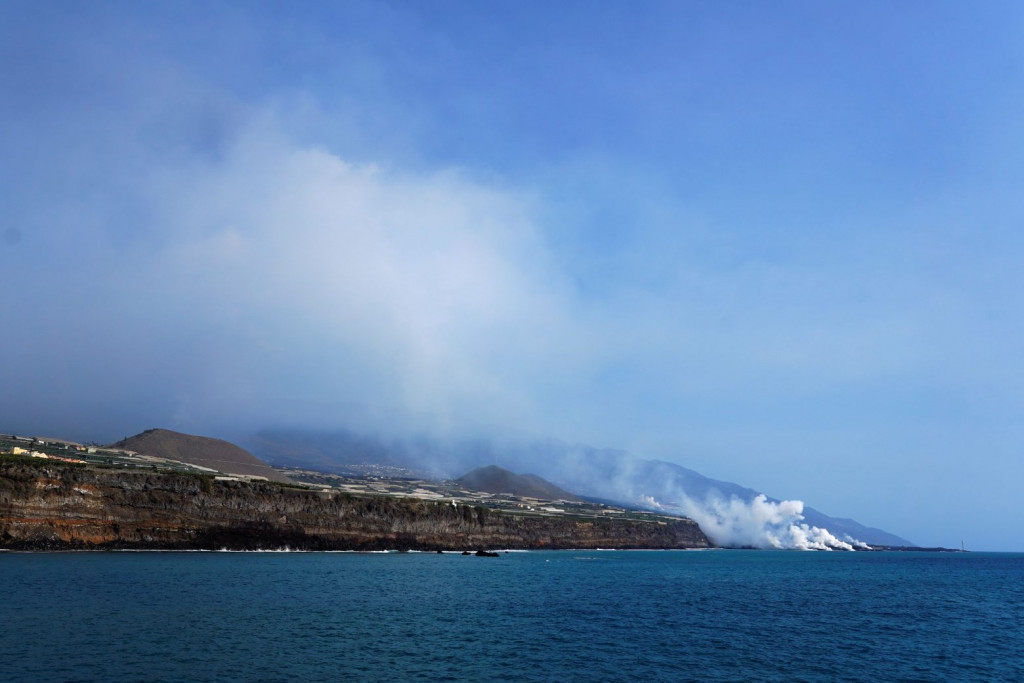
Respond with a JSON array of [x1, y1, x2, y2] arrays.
[[457, 465, 582, 502], [110, 428, 287, 482]]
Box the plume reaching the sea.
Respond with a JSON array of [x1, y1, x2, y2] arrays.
[[644, 493, 863, 550]]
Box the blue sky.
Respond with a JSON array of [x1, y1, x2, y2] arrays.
[[2, 1, 1024, 550]]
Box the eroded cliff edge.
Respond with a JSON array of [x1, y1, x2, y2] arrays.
[[0, 461, 711, 551]]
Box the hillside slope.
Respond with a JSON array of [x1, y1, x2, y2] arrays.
[[110, 429, 286, 482], [457, 465, 582, 502]]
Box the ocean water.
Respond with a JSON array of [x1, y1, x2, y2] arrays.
[[2, 550, 1022, 682]]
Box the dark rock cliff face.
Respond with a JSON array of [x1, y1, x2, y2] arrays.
[[0, 462, 711, 551]]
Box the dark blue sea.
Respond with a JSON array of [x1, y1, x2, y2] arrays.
[[2, 550, 1022, 682]]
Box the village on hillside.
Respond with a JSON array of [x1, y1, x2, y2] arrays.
[[0, 434, 237, 477]]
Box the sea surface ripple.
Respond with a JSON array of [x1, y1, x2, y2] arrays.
[[2, 550, 1022, 681]]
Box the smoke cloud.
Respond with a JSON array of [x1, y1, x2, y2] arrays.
[[2, 118, 590, 438]]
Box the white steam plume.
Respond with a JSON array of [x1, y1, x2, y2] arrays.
[[648, 493, 862, 551]]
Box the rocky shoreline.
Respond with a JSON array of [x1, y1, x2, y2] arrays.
[[0, 460, 711, 552]]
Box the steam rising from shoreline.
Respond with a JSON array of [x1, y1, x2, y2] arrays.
[[248, 432, 882, 551], [645, 493, 865, 550]]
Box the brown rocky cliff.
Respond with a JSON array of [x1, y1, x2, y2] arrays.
[[0, 461, 712, 551]]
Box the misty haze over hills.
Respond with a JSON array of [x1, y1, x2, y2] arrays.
[[6, 3, 1021, 550], [246, 428, 912, 549]]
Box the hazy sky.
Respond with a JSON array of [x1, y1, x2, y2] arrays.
[[3, 2, 1023, 550]]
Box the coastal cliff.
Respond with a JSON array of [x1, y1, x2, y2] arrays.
[[0, 461, 711, 551]]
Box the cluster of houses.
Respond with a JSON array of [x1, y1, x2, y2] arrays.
[[9, 446, 87, 464], [3, 435, 89, 464]]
